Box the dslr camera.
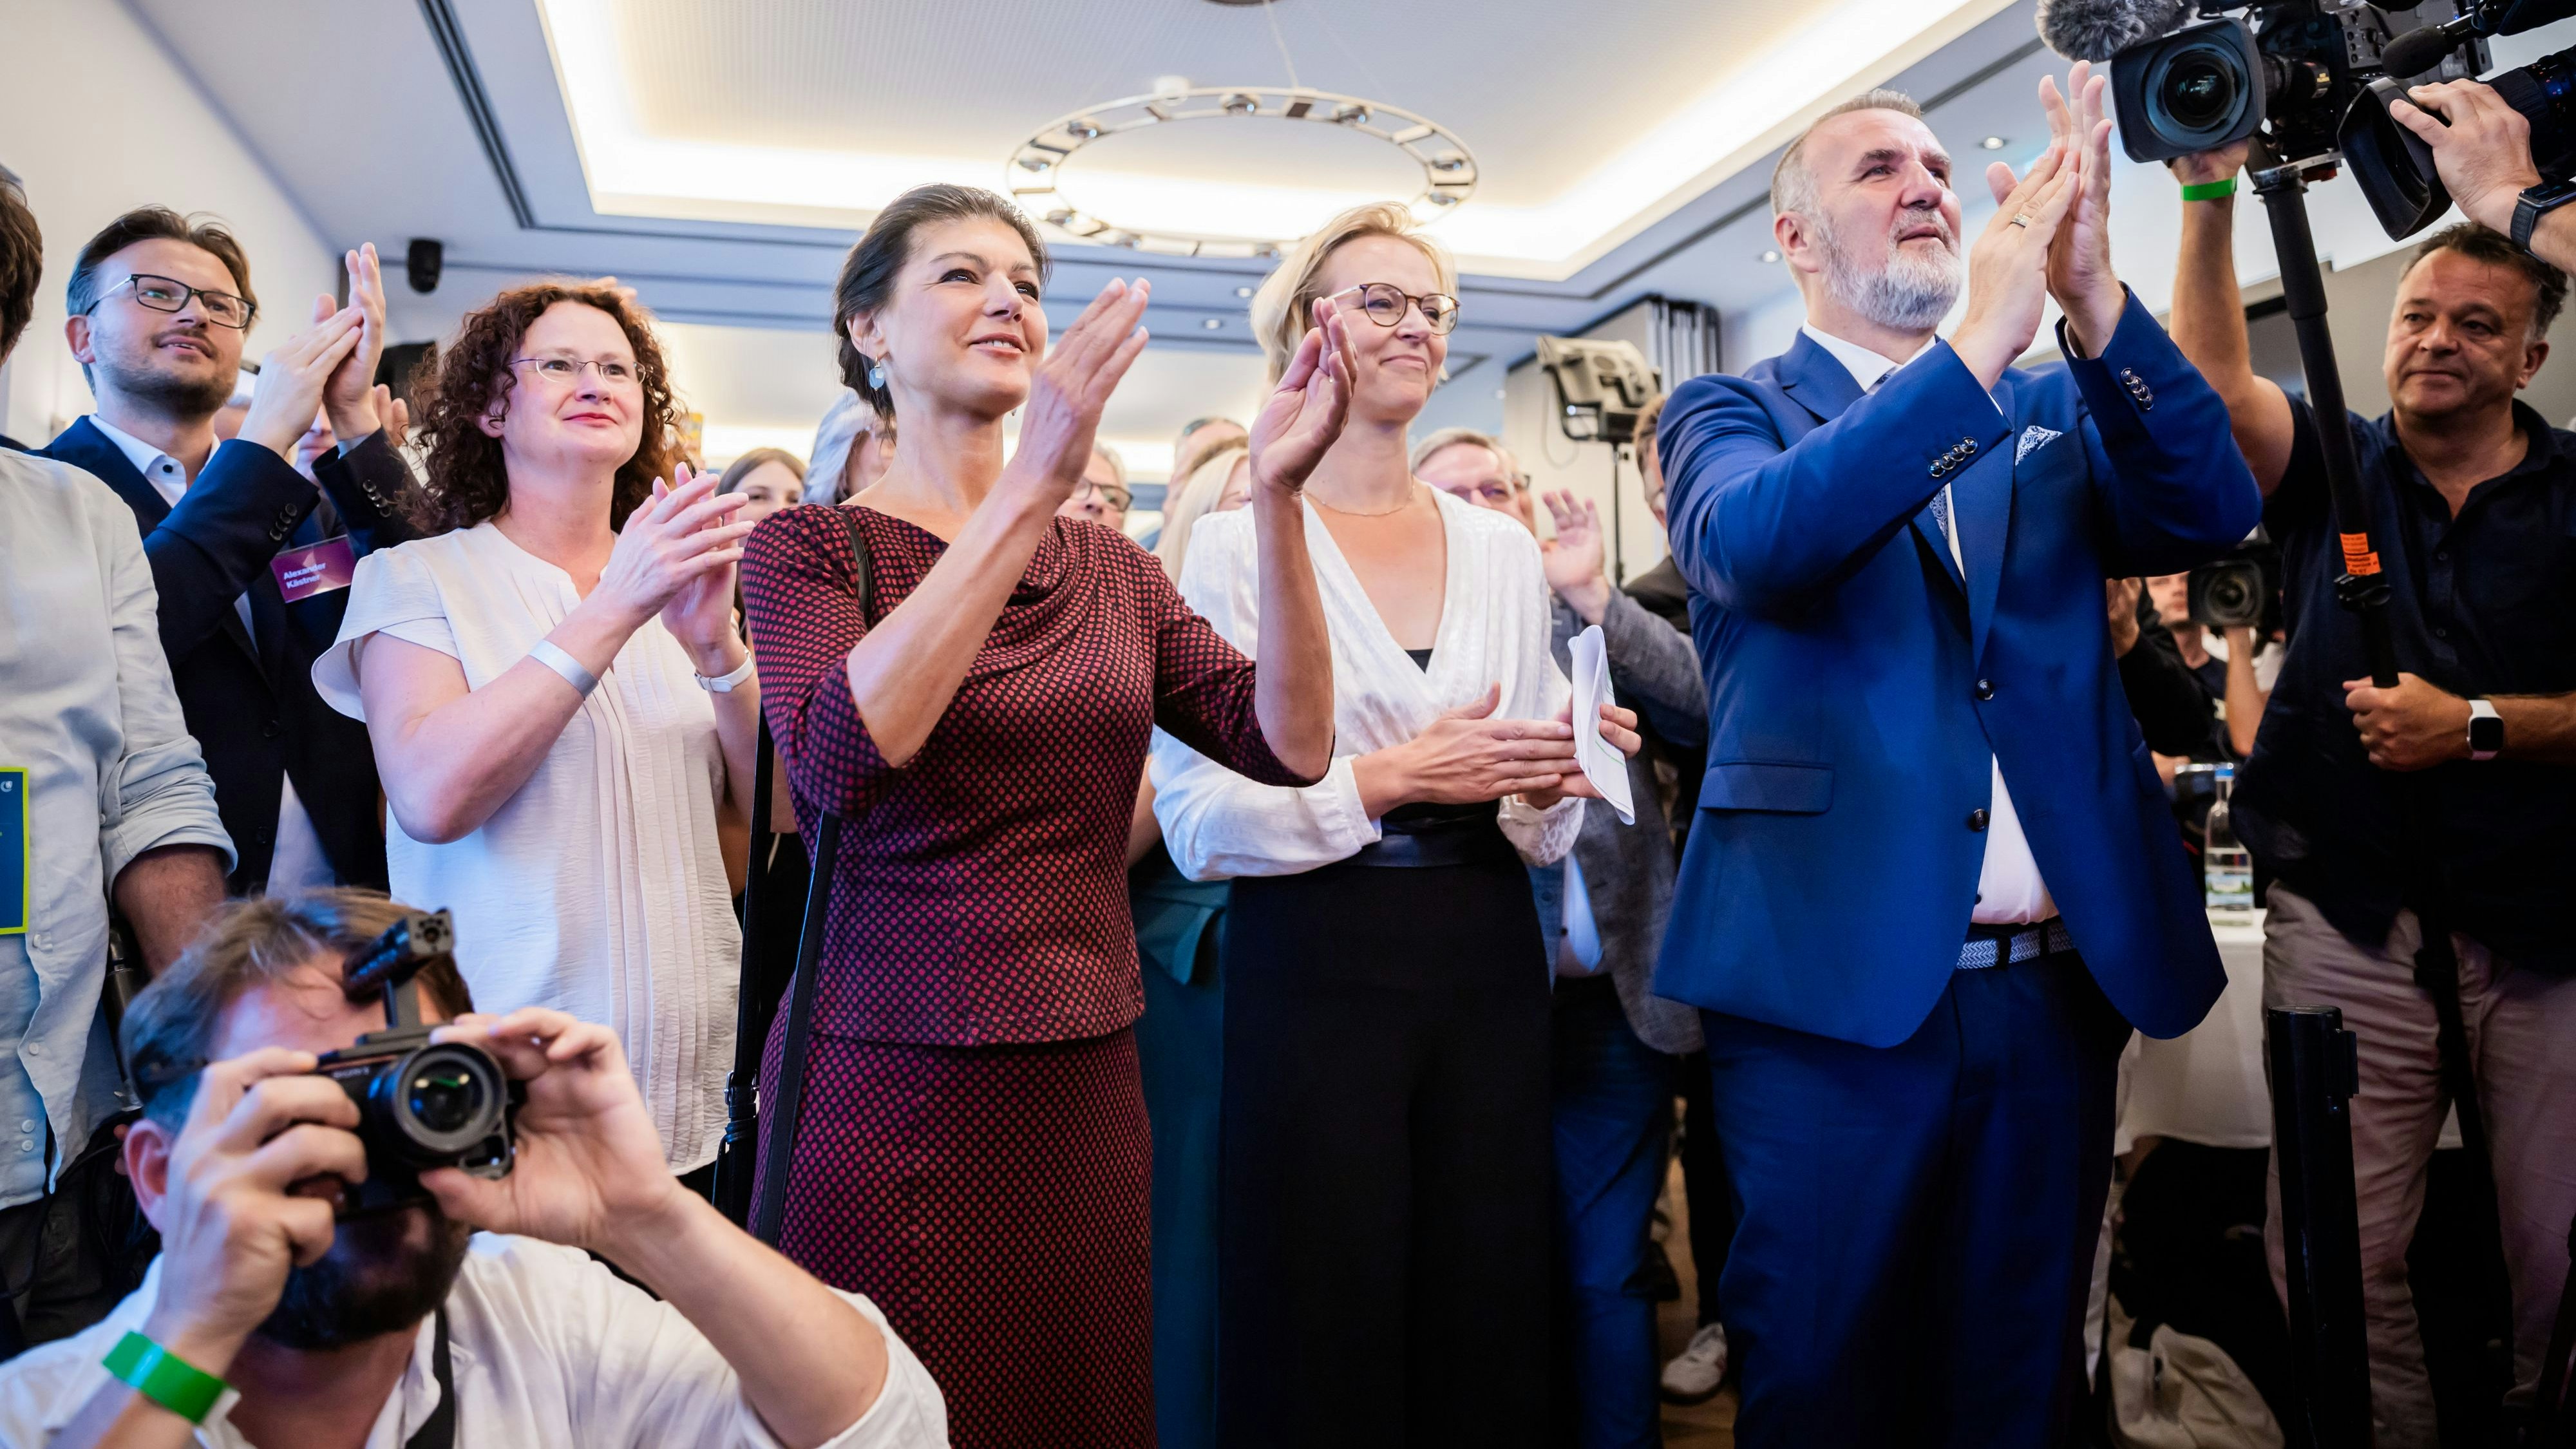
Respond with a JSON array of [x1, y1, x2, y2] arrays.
[[311, 909, 518, 1217], [2071, 0, 2576, 237], [2187, 530, 2284, 629]]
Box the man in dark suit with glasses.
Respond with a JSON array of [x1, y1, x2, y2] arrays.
[[42, 209, 417, 900]]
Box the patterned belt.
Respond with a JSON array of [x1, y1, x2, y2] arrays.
[[1955, 917, 2077, 971]]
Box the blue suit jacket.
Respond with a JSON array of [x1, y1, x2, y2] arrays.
[[1651, 298, 2260, 1046]]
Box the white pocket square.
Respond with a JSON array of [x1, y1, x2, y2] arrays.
[[2015, 425, 2063, 464]]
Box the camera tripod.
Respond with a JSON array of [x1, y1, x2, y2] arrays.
[[2248, 151, 2569, 1447]]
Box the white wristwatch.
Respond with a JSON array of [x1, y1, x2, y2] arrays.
[[694, 651, 756, 692], [2467, 697, 2503, 761]]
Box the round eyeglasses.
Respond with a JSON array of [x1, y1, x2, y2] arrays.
[[90, 274, 256, 330], [1330, 283, 1460, 336]]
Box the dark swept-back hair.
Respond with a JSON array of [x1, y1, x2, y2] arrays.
[[0, 171, 40, 363], [2405, 221, 2570, 338], [66, 206, 257, 321], [122, 889, 476, 1131], [831, 184, 1050, 422], [408, 281, 683, 535]]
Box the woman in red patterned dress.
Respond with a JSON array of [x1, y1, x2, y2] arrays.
[[739, 184, 1346, 1448]]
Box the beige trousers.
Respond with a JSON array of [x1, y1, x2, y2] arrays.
[[2262, 881, 2576, 1448]]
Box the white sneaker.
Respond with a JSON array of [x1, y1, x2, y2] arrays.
[[1660, 1323, 1729, 1403]]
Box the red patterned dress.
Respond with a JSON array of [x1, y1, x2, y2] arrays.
[[739, 505, 1314, 1449]]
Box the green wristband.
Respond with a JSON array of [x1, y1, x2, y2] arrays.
[[2180, 177, 2238, 202], [102, 1331, 230, 1424]]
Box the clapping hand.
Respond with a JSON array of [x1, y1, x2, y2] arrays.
[[1247, 296, 1356, 497], [596, 465, 753, 641], [422, 1009, 685, 1259], [236, 302, 366, 462], [2036, 62, 2127, 354], [1003, 277, 1152, 508], [1952, 140, 2085, 388], [321, 243, 392, 441]]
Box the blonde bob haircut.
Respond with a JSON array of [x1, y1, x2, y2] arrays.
[[1250, 202, 1459, 384]]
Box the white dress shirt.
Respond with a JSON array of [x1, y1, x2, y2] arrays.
[[1152, 488, 1582, 880], [86, 417, 334, 895], [0, 1234, 947, 1448], [0, 451, 233, 1208], [1798, 325, 2057, 924], [316, 524, 741, 1171]]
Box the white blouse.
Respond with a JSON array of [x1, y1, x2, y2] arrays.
[[1153, 487, 1581, 881], [314, 522, 741, 1173]]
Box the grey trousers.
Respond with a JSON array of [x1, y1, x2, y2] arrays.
[[2262, 881, 2576, 1448]]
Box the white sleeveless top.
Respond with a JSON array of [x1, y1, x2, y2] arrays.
[[315, 522, 739, 1171]]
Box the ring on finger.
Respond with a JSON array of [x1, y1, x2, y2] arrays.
[[2009, 213, 2034, 229]]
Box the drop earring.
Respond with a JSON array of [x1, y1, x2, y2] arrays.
[[868, 359, 888, 390]]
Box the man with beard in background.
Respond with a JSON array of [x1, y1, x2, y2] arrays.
[[1651, 71, 2258, 1446], [0, 889, 944, 1449]]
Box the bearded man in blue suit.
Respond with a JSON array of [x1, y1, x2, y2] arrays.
[[1653, 66, 2260, 1447]]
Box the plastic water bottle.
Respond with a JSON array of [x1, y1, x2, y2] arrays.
[[2204, 764, 2255, 920]]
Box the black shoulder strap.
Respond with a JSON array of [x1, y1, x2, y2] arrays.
[[403, 1308, 455, 1449], [744, 508, 864, 1247]]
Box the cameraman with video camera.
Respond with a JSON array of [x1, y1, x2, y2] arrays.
[[2168, 141, 2576, 1444], [0, 889, 943, 1448]]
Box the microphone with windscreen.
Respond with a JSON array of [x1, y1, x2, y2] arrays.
[[2036, 0, 2193, 61]]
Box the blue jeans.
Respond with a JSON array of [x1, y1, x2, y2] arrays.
[[1552, 974, 1678, 1449]]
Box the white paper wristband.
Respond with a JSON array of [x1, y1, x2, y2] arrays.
[[527, 639, 600, 698]]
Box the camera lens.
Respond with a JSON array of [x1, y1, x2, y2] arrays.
[[409, 1065, 483, 1135], [377, 1043, 506, 1156], [2208, 575, 2253, 615], [2141, 36, 2254, 151], [2163, 55, 2238, 130]]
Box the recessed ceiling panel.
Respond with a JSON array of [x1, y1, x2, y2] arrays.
[[540, 0, 2018, 278]]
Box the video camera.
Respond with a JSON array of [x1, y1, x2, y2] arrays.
[[2188, 529, 2284, 630], [310, 909, 518, 1217], [2041, 0, 2576, 236]]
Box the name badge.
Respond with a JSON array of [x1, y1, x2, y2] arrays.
[[270, 535, 356, 603], [0, 768, 26, 936]]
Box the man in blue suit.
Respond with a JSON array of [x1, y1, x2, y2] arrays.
[[1653, 68, 2260, 1446]]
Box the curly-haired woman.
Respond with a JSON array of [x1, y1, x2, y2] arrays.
[[312, 281, 758, 1182]]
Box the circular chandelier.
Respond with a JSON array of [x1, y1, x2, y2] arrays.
[[1006, 86, 1478, 260]]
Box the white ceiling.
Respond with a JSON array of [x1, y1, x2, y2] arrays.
[[111, 0, 2160, 476]]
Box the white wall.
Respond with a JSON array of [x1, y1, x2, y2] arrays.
[[0, 0, 336, 444]]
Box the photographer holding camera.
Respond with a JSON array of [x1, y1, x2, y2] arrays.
[[2168, 143, 2576, 1444], [0, 890, 943, 1449]]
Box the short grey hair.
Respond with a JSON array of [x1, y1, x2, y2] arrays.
[[1090, 440, 1127, 488], [1410, 426, 1524, 487], [1771, 89, 1927, 220]]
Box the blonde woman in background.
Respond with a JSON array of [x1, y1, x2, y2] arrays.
[[1151, 203, 1642, 1446]]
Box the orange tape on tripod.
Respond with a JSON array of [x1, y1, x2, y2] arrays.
[[2340, 532, 2382, 576]]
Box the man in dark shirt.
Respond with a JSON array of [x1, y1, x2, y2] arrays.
[[2171, 144, 2576, 1444]]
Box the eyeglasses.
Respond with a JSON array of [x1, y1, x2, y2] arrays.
[[1077, 478, 1133, 511], [1330, 283, 1460, 336], [509, 356, 638, 387], [90, 274, 255, 330]]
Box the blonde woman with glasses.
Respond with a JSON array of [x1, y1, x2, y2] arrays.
[[1151, 203, 1642, 1446]]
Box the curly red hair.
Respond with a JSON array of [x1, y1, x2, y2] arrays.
[[407, 281, 682, 534]]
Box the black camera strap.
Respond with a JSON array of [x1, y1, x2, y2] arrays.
[[403, 1307, 455, 1449]]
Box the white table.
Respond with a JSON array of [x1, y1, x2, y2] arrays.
[[2117, 913, 2271, 1152]]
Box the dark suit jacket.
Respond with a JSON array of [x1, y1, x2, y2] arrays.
[[43, 418, 415, 892], [1654, 298, 2261, 1046], [1528, 592, 1705, 1055]]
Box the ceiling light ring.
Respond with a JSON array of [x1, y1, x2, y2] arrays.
[[1008, 85, 1477, 260]]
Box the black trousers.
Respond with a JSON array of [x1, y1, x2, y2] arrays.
[[1217, 845, 1553, 1448]]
